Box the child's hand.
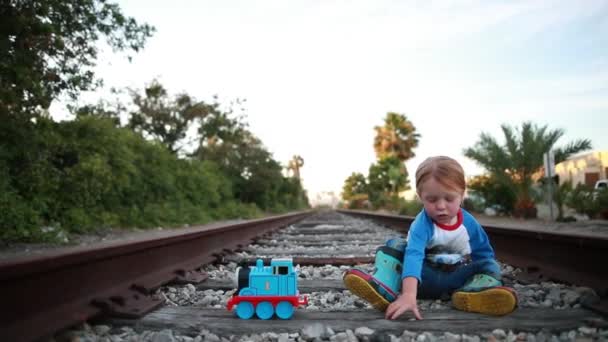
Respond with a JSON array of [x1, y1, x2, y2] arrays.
[[384, 293, 423, 320]]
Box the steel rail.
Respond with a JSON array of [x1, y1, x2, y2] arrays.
[[0, 210, 313, 342], [338, 210, 608, 299]]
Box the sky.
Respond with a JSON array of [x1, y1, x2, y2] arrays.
[[51, 0, 608, 205]]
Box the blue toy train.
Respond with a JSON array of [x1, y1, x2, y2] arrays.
[[226, 258, 308, 319]]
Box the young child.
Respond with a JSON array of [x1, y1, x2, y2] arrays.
[[344, 156, 517, 320]]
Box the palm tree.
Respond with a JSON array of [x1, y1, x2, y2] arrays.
[[373, 112, 420, 162], [287, 155, 304, 179], [464, 122, 591, 217]]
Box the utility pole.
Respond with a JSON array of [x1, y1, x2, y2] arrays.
[[544, 150, 555, 221]]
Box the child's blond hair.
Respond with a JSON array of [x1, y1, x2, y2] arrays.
[[415, 156, 466, 194]]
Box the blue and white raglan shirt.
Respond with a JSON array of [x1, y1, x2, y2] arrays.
[[401, 208, 495, 282]]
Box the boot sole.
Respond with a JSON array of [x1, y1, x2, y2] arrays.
[[452, 287, 517, 316], [343, 273, 390, 312]]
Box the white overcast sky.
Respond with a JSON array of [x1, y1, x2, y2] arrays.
[[52, 0, 608, 203]]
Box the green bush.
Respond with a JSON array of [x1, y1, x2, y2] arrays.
[[595, 188, 608, 219], [0, 188, 43, 242], [398, 199, 423, 216], [566, 184, 599, 218], [468, 175, 516, 214], [213, 201, 263, 220], [1, 113, 308, 243], [462, 195, 485, 213], [346, 193, 370, 209]]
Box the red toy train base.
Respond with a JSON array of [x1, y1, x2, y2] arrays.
[[227, 294, 308, 320]]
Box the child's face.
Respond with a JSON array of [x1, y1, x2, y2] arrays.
[[418, 177, 463, 225]]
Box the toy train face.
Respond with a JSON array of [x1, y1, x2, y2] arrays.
[[227, 258, 308, 319]]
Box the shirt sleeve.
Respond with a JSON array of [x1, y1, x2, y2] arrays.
[[402, 210, 432, 283], [462, 209, 495, 261]]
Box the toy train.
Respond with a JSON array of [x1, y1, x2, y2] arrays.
[[226, 258, 308, 319]]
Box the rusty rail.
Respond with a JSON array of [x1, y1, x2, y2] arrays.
[[0, 211, 313, 342], [338, 209, 608, 298]]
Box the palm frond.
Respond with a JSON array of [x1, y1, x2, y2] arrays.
[[553, 139, 592, 163]]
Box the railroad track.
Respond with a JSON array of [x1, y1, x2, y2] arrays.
[[1, 210, 607, 341], [0, 211, 312, 342]]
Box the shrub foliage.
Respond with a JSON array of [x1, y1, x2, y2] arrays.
[[1, 115, 309, 243]]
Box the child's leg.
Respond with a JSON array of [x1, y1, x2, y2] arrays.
[[417, 259, 483, 299], [343, 237, 406, 311]]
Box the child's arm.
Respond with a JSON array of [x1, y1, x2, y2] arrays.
[[385, 211, 431, 320], [385, 277, 422, 320], [462, 209, 495, 260]]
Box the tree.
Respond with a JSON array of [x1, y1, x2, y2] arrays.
[[195, 121, 289, 211], [70, 100, 124, 127], [1, 0, 154, 116], [127, 80, 214, 155], [369, 112, 418, 210], [373, 112, 420, 161], [287, 155, 304, 179], [367, 156, 410, 208], [464, 122, 591, 217], [196, 98, 248, 153], [341, 172, 367, 202]]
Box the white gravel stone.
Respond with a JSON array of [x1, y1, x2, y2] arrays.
[[354, 326, 375, 337], [301, 323, 329, 340]]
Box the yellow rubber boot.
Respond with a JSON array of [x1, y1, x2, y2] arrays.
[[343, 270, 391, 311], [452, 287, 517, 316]]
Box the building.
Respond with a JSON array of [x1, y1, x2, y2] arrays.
[[554, 151, 608, 187]]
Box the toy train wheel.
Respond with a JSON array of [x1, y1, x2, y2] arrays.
[[236, 302, 254, 319], [255, 301, 274, 320], [275, 301, 294, 319]]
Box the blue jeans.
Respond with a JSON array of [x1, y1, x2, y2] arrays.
[[382, 237, 501, 299], [417, 258, 502, 299]]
